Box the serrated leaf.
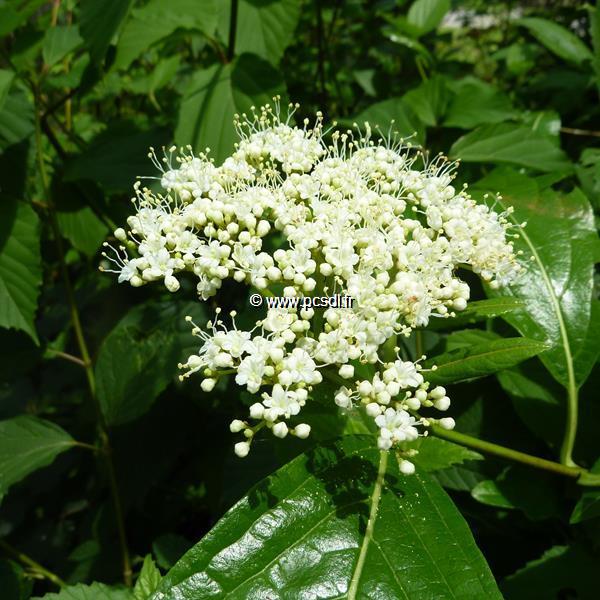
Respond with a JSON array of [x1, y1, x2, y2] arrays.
[[175, 53, 284, 164], [134, 555, 162, 600], [0, 199, 41, 343], [114, 0, 218, 70], [217, 0, 301, 65], [150, 436, 501, 599], [79, 0, 134, 64], [42, 26, 83, 67], [518, 17, 594, 66], [410, 436, 483, 472], [33, 582, 133, 600], [474, 168, 600, 389], [95, 301, 204, 426], [425, 337, 548, 386], [450, 123, 572, 173], [407, 0, 450, 36], [0, 415, 75, 496], [444, 77, 518, 129]]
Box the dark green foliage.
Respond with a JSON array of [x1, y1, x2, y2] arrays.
[[0, 1, 599, 598]]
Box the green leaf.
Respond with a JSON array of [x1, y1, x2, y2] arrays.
[[217, 0, 301, 65], [571, 459, 600, 524], [57, 207, 108, 257], [407, 0, 450, 36], [134, 555, 162, 600], [471, 467, 560, 520], [428, 297, 524, 330], [518, 17, 594, 66], [402, 74, 449, 126], [114, 0, 219, 70], [95, 301, 204, 426], [450, 123, 572, 173], [425, 337, 549, 386], [42, 26, 83, 67], [444, 77, 518, 129], [175, 53, 284, 164], [0, 199, 41, 343], [64, 123, 169, 193], [0, 69, 14, 110], [79, 0, 134, 64], [0, 560, 33, 600], [33, 582, 133, 600], [0, 415, 75, 497], [410, 437, 483, 472], [474, 168, 600, 388], [502, 545, 599, 599], [151, 436, 501, 599], [0, 89, 34, 152], [347, 97, 425, 144]]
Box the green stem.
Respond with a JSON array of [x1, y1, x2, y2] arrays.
[[347, 450, 388, 599], [415, 329, 424, 359], [33, 90, 132, 587], [0, 539, 66, 588], [431, 425, 585, 481], [560, 383, 579, 468], [227, 0, 239, 61]]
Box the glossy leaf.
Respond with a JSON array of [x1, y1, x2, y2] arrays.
[[0, 416, 75, 497], [424, 337, 549, 386], [473, 168, 600, 389], [518, 17, 594, 66], [428, 297, 524, 330], [217, 0, 302, 65], [134, 555, 162, 600], [114, 0, 219, 70], [410, 437, 483, 472], [79, 0, 134, 64], [0, 199, 41, 342], [175, 54, 284, 164], [151, 436, 500, 599], [450, 123, 572, 172], [42, 26, 83, 67], [407, 0, 450, 35], [444, 77, 517, 129], [33, 582, 133, 600]]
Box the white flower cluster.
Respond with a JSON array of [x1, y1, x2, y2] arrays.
[[102, 102, 523, 469]]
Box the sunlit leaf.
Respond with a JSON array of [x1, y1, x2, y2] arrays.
[[518, 17, 594, 66], [175, 54, 284, 164], [151, 436, 501, 599]]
